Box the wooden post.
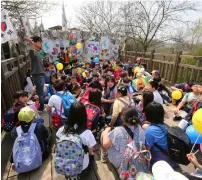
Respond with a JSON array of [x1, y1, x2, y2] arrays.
[[149, 49, 155, 72], [196, 57, 202, 82], [1, 67, 11, 110], [171, 51, 182, 85], [1, 46, 5, 60]]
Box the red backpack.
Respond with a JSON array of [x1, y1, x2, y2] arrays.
[[84, 103, 101, 131], [80, 88, 92, 105]]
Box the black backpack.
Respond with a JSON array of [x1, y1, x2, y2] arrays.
[[154, 126, 191, 165]]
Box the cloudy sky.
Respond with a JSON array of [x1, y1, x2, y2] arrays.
[[39, 0, 202, 29]]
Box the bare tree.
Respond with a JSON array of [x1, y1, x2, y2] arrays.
[[76, 1, 122, 38], [121, 0, 199, 52], [1, 0, 59, 19], [172, 18, 202, 51]]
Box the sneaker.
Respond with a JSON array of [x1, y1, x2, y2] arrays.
[[38, 109, 47, 113], [101, 152, 108, 163]]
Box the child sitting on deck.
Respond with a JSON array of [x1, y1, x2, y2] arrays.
[[54, 102, 96, 179], [100, 106, 145, 169], [175, 83, 201, 114], [11, 107, 51, 172]]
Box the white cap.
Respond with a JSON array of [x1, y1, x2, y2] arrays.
[[152, 161, 188, 180]]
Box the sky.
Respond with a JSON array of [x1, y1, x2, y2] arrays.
[[38, 0, 202, 29]]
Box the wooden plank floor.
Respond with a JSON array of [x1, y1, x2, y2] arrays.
[[2, 104, 194, 180], [4, 150, 120, 180]]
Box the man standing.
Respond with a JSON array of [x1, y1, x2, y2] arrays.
[[25, 36, 45, 112]]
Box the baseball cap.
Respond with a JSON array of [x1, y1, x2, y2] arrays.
[[18, 107, 35, 123], [152, 161, 188, 180]]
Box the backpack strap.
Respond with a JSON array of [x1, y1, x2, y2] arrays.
[[123, 125, 134, 140], [151, 124, 169, 155], [28, 123, 37, 134], [117, 98, 131, 107], [192, 102, 199, 115], [16, 126, 24, 137]]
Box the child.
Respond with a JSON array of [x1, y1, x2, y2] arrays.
[[11, 107, 51, 165], [72, 66, 82, 85], [114, 63, 124, 82], [127, 59, 134, 78], [55, 102, 97, 178], [64, 63, 72, 76], [24, 68, 34, 95], [100, 106, 145, 169], [123, 77, 136, 96], [185, 93, 202, 123], [176, 83, 201, 114], [102, 76, 117, 115], [71, 76, 82, 98]]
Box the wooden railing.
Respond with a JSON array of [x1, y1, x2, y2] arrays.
[[1, 53, 30, 115], [122, 51, 202, 85]]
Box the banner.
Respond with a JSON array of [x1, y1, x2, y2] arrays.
[[86, 41, 99, 61], [100, 37, 109, 50], [111, 44, 119, 60], [1, 9, 17, 44], [63, 40, 69, 49], [100, 37, 110, 60], [42, 39, 54, 53]]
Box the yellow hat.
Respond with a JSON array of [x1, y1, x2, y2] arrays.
[[18, 107, 35, 123]]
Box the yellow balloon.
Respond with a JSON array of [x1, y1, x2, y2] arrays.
[[82, 72, 86, 78], [192, 108, 202, 134], [56, 63, 63, 70], [76, 43, 82, 49], [77, 67, 82, 74], [171, 90, 182, 100], [134, 67, 140, 74]]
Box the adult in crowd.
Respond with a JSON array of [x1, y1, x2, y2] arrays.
[[25, 36, 45, 112]]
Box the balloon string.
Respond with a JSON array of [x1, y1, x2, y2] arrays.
[[190, 134, 200, 153]]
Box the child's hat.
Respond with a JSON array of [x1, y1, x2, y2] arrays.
[[18, 107, 35, 123]]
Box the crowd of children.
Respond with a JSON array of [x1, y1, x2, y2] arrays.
[[3, 54, 202, 180]]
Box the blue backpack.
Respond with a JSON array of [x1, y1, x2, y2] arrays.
[[13, 123, 42, 173], [56, 92, 77, 117], [55, 134, 84, 177]]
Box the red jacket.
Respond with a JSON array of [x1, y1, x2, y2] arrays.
[[114, 69, 123, 81]]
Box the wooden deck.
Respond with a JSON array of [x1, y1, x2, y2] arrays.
[[3, 149, 120, 180], [2, 104, 195, 180], [1, 112, 120, 180]]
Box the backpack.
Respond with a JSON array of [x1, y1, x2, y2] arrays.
[[13, 123, 42, 173], [51, 103, 63, 128], [80, 88, 92, 105], [56, 92, 77, 117], [84, 103, 101, 131], [2, 105, 24, 132], [154, 126, 191, 165], [55, 134, 85, 177], [119, 126, 150, 180]]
